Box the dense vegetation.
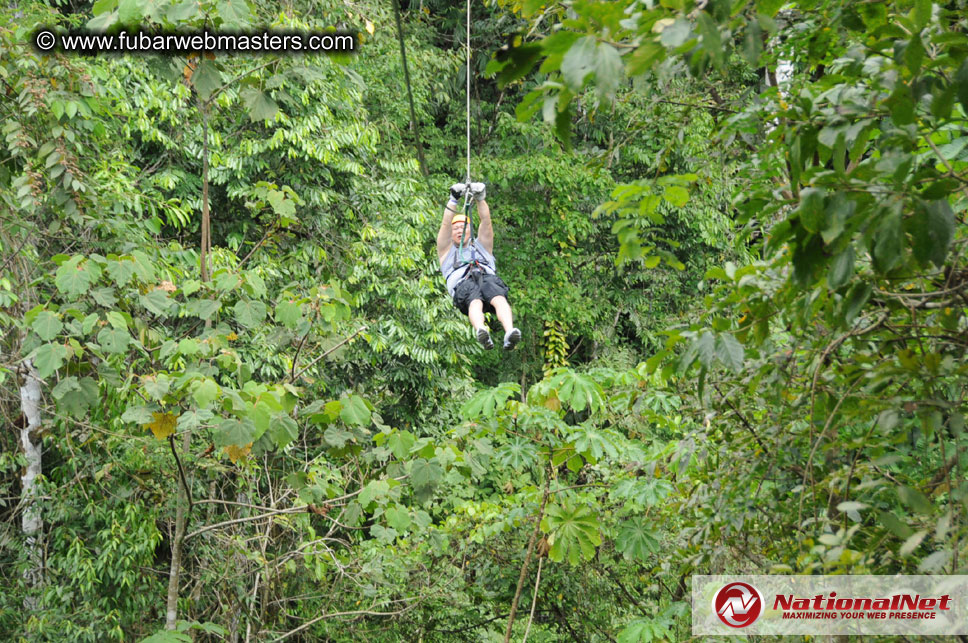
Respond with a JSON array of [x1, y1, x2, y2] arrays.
[[1, 0, 966, 640]]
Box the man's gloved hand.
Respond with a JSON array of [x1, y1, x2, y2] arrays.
[[449, 183, 467, 201], [469, 182, 486, 201]]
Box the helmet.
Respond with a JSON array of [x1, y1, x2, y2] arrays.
[[451, 214, 469, 225]]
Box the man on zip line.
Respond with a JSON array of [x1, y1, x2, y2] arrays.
[[438, 182, 521, 351]]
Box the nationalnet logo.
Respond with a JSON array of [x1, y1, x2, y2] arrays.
[[694, 575, 968, 635], [713, 582, 764, 628]]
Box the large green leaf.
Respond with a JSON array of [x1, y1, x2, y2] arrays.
[[97, 327, 130, 354], [410, 458, 442, 492], [192, 378, 219, 408], [268, 415, 298, 448], [215, 418, 258, 447], [191, 59, 222, 101], [51, 376, 98, 415], [541, 502, 602, 564], [241, 88, 279, 123], [715, 334, 744, 373], [461, 382, 520, 419], [548, 370, 604, 414], [385, 505, 411, 531], [561, 36, 597, 90], [567, 424, 619, 460], [274, 300, 303, 329], [497, 437, 539, 470], [33, 343, 69, 378], [55, 256, 95, 297], [31, 311, 63, 341], [614, 518, 661, 562], [909, 199, 954, 267], [339, 394, 371, 426], [234, 299, 267, 328]]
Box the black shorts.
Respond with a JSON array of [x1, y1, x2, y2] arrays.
[[453, 272, 510, 315]]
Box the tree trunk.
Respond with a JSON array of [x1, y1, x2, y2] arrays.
[[18, 358, 43, 608], [166, 95, 210, 630]]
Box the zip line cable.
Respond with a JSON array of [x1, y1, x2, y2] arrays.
[[457, 0, 475, 268], [465, 0, 471, 185]]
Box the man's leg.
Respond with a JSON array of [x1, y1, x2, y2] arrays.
[[489, 295, 521, 350], [467, 299, 494, 349], [489, 295, 514, 333], [468, 298, 486, 331]]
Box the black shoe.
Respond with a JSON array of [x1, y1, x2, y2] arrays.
[[477, 328, 494, 350], [503, 328, 521, 350]]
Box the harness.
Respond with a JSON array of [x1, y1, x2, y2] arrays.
[[447, 185, 492, 289]]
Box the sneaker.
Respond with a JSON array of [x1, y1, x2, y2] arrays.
[[503, 328, 521, 350], [476, 328, 494, 350]]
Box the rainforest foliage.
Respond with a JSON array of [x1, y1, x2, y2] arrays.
[[1, 0, 967, 640]]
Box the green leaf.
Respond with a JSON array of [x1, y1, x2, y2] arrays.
[[610, 479, 674, 507], [797, 187, 825, 233], [105, 311, 127, 330], [141, 289, 174, 317], [234, 299, 267, 328], [241, 88, 279, 122], [659, 19, 692, 48], [594, 42, 622, 98], [541, 501, 601, 564], [899, 529, 927, 557], [177, 338, 200, 356], [497, 437, 539, 470], [898, 485, 934, 514], [55, 256, 94, 297], [143, 374, 171, 401], [275, 300, 303, 329], [842, 282, 871, 324], [97, 327, 130, 354], [827, 245, 855, 290], [662, 185, 689, 207], [385, 505, 411, 531], [165, 0, 198, 23], [269, 415, 298, 447], [872, 214, 903, 273], [370, 524, 397, 544], [106, 258, 135, 287], [614, 518, 660, 562], [192, 378, 219, 408], [956, 59, 968, 114], [91, 0, 117, 15], [359, 479, 389, 507], [715, 334, 744, 373], [139, 629, 192, 643], [52, 376, 98, 415], [904, 35, 924, 74], [118, 0, 144, 25], [122, 404, 156, 424], [191, 59, 221, 101], [187, 299, 221, 320], [879, 510, 914, 539], [561, 36, 597, 90], [461, 382, 519, 419], [215, 418, 257, 448], [31, 311, 63, 341], [324, 425, 351, 448], [339, 394, 371, 426], [568, 425, 619, 460], [388, 431, 415, 460], [410, 458, 441, 492], [548, 370, 604, 414], [910, 199, 954, 267]]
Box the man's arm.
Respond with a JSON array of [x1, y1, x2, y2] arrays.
[[437, 200, 459, 262], [476, 199, 493, 254]]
